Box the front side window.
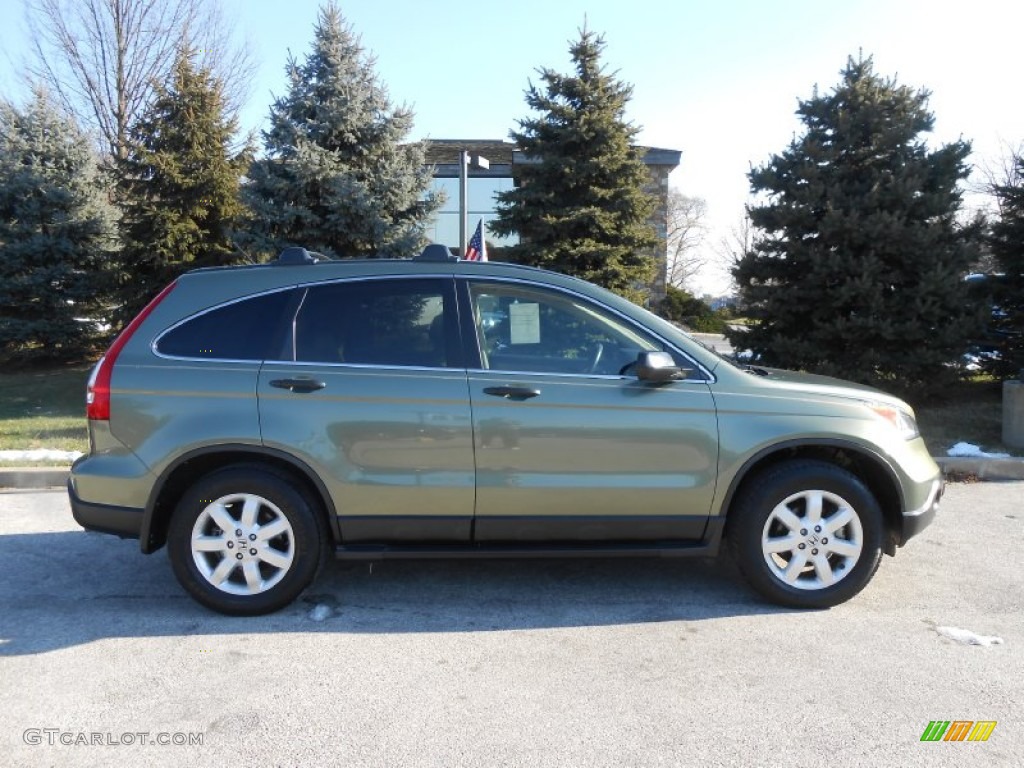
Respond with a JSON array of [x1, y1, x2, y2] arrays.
[[468, 282, 665, 376], [294, 279, 457, 368]]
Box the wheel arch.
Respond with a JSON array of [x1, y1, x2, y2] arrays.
[[719, 439, 905, 556], [140, 444, 339, 554]]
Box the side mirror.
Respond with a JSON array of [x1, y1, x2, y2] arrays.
[[635, 351, 689, 382]]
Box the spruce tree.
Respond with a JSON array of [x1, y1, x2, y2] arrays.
[[988, 151, 1024, 377], [491, 28, 658, 303], [244, 2, 439, 259], [116, 49, 250, 323], [0, 90, 117, 364], [728, 55, 980, 396], [658, 285, 723, 333]]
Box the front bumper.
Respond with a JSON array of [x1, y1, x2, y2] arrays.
[[899, 475, 943, 546], [68, 479, 143, 539]]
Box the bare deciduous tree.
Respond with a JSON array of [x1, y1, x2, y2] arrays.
[[715, 213, 753, 279], [27, 0, 252, 159], [665, 189, 708, 289], [978, 141, 1024, 217]]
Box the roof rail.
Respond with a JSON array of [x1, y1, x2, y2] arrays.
[[414, 243, 457, 262], [274, 247, 328, 265]]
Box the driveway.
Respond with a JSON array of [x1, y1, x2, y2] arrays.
[[1, 483, 1020, 766]]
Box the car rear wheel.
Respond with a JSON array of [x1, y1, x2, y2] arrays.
[[167, 466, 327, 615], [728, 460, 884, 608]]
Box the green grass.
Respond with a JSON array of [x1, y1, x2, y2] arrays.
[[0, 363, 91, 464], [911, 378, 1013, 457]]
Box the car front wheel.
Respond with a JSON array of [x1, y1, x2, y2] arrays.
[[167, 466, 327, 615], [728, 460, 885, 608]]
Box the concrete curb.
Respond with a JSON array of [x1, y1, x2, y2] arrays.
[[0, 467, 70, 490], [933, 457, 1024, 481], [3, 458, 1024, 490]]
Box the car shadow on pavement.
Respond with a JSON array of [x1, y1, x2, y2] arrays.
[[0, 530, 797, 656]]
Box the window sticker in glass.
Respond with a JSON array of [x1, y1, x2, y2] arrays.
[[509, 302, 541, 345]]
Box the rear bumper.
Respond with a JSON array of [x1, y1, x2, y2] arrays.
[[899, 476, 943, 546], [68, 479, 143, 539]]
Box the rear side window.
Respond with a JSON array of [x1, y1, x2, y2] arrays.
[[294, 278, 459, 368], [156, 290, 293, 360]]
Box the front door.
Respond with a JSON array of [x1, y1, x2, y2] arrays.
[[462, 279, 718, 543]]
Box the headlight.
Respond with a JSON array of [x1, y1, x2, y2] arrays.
[[866, 401, 920, 440]]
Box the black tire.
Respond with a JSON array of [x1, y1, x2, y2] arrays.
[[727, 460, 884, 609], [167, 465, 328, 616]]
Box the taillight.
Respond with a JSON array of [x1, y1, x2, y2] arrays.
[[87, 281, 178, 421]]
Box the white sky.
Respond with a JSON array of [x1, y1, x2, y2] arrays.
[[3, 0, 1021, 294]]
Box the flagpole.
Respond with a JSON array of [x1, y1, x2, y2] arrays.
[[458, 151, 468, 258], [458, 151, 490, 258]]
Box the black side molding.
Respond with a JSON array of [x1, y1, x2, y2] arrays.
[[333, 525, 726, 561]]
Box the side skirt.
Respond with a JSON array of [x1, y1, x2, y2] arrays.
[[333, 519, 725, 561]]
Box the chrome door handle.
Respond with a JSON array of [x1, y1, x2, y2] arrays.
[[483, 386, 541, 401], [270, 378, 326, 393]]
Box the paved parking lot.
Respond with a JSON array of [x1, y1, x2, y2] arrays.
[[1, 482, 1021, 766]]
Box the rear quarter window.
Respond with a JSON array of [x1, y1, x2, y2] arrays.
[[155, 290, 293, 361]]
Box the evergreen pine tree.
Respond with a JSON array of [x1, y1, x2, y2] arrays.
[[490, 28, 658, 303], [0, 90, 117, 364], [116, 49, 250, 323], [244, 2, 439, 259], [728, 55, 980, 396], [657, 285, 724, 333], [988, 151, 1024, 377]]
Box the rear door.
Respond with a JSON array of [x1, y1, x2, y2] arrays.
[[258, 277, 475, 542]]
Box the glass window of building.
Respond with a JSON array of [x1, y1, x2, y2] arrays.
[[423, 177, 519, 249]]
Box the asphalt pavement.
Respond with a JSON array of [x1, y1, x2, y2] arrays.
[[0, 483, 1021, 767]]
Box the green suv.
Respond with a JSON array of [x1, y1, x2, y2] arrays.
[[69, 247, 942, 615]]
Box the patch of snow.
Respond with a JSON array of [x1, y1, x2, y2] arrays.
[[0, 449, 83, 463], [308, 604, 335, 622], [946, 442, 1010, 459], [936, 626, 1004, 647]]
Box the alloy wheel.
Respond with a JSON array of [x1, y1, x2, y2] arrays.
[[190, 493, 296, 596], [760, 489, 864, 591]]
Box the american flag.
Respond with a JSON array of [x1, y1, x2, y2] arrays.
[[465, 219, 488, 261]]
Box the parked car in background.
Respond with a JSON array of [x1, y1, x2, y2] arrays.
[[69, 246, 942, 615]]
